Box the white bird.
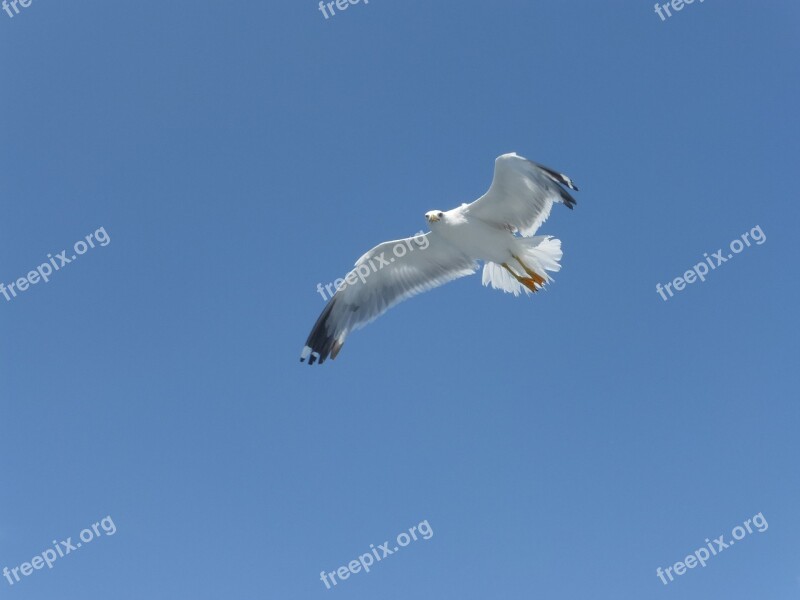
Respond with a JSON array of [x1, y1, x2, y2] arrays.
[[300, 152, 579, 365]]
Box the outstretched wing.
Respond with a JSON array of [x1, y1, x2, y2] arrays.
[[464, 152, 578, 237], [300, 233, 478, 365]]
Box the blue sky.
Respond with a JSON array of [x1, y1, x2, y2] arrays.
[[1, 1, 798, 598]]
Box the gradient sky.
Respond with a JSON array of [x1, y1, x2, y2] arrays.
[[2, 1, 799, 598]]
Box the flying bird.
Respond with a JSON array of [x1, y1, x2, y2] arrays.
[[300, 152, 579, 365]]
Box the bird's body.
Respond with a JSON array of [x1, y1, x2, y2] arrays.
[[430, 208, 523, 265], [300, 152, 580, 365]]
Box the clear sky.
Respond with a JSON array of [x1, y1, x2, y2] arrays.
[[1, 1, 798, 598]]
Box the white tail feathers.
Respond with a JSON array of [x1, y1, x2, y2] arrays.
[[481, 236, 562, 296]]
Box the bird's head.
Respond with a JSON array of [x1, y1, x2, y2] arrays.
[[425, 210, 445, 225]]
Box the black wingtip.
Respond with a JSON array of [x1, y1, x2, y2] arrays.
[[300, 297, 340, 366], [559, 188, 577, 210], [531, 160, 580, 193]]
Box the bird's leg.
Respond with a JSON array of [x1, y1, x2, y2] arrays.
[[511, 254, 547, 289], [501, 262, 540, 293]]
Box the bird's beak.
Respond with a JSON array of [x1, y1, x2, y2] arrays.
[[427, 214, 440, 223]]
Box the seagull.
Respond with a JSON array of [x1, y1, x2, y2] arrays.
[[300, 152, 579, 365]]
